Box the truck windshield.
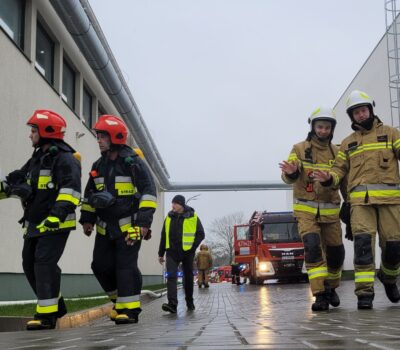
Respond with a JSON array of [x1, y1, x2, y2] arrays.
[[236, 226, 250, 240], [262, 222, 301, 243]]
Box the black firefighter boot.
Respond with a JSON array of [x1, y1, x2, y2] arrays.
[[26, 314, 57, 330], [377, 271, 400, 303], [324, 282, 340, 307], [311, 292, 329, 312], [115, 311, 139, 325], [357, 294, 374, 309], [329, 289, 340, 307], [57, 297, 68, 318]]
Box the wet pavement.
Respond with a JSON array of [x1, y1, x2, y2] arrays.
[[1, 280, 400, 349]]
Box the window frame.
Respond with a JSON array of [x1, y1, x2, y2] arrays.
[[82, 84, 93, 128], [62, 57, 76, 110], [0, 0, 25, 49], [35, 20, 55, 85]]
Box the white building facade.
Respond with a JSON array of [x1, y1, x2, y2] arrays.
[[0, 0, 165, 300]]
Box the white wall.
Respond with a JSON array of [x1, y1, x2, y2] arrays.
[[0, 0, 164, 276]]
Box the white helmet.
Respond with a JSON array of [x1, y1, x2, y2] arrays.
[[346, 90, 375, 117], [308, 106, 336, 127]]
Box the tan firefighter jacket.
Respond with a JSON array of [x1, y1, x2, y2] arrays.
[[282, 136, 342, 222], [330, 119, 400, 206], [195, 250, 213, 270]]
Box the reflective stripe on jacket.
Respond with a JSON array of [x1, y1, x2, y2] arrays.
[[330, 119, 400, 205], [282, 137, 342, 221]]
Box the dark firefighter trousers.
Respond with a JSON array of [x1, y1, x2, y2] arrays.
[[91, 234, 142, 316], [166, 252, 194, 307], [22, 232, 70, 317]]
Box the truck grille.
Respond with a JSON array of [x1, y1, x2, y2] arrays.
[[269, 248, 304, 258]]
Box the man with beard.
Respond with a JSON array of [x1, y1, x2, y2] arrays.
[[314, 90, 400, 310]]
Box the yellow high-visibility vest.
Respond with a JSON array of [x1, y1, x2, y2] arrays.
[[165, 214, 198, 251]]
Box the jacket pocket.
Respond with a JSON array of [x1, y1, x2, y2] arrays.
[[350, 154, 362, 168], [379, 150, 391, 169]]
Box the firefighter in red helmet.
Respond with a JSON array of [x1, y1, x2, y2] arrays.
[[80, 115, 157, 324], [0, 110, 81, 330]]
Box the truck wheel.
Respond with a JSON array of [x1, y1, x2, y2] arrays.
[[256, 278, 264, 285], [249, 276, 257, 285]]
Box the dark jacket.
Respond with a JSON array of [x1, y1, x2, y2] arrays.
[[6, 140, 81, 237], [80, 145, 157, 239], [158, 206, 205, 258]]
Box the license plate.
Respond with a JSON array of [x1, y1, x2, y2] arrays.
[[283, 263, 295, 268]]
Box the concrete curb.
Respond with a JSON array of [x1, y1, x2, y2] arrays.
[[57, 303, 113, 330], [0, 288, 167, 332]]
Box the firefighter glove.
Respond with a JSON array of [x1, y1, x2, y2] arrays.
[[127, 226, 142, 241], [339, 202, 351, 225], [8, 183, 32, 201], [6, 170, 27, 186], [37, 216, 60, 232], [345, 224, 353, 241]]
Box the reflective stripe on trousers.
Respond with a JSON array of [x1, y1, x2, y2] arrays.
[[115, 295, 141, 310], [354, 271, 375, 283], [307, 266, 328, 280], [36, 297, 58, 314]]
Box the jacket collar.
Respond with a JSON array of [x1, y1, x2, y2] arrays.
[[168, 206, 195, 219]]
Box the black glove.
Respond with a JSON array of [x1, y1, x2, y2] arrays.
[[345, 224, 353, 241], [339, 202, 353, 241], [6, 170, 27, 186], [8, 183, 32, 201], [339, 202, 351, 225]]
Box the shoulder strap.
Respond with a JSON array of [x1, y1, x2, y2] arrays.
[[304, 141, 313, 162]]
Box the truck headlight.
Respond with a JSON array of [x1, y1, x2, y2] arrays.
[[258, 262, 274, 274]]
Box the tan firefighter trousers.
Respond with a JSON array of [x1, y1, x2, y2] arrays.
[[351, 204, 400, 297], [298, 218, 344, 295], [198, 269, 210, 286]]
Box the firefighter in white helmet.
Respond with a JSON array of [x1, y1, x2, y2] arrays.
[[314, 90, 400, 309], [279, 106, 345, 312]]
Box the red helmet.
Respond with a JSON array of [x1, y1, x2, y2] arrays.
[[93, 115, 128, 145], [27, 110, 67, 140]]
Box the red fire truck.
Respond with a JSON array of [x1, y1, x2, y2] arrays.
[[234, 211, 307, 284]]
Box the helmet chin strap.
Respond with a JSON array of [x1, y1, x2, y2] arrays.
[[352, 115, 375, 131], [316, 135, 330, 142]]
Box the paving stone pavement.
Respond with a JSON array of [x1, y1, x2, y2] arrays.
[[1, 280, 400, 349]]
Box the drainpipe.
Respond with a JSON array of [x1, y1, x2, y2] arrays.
[[50, 0, 291, 192]]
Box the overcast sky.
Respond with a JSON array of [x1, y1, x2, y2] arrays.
[[89, 0, 385, 231]]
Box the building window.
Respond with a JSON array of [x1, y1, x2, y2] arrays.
[[62, 59, 75, 109], [83, 86, 93, 127], [35, 22, 54, 84], [0, 0, 25, 48], [98, 103, 106, 117]]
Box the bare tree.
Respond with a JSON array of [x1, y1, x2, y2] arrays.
[[207, 212, 245, 266]]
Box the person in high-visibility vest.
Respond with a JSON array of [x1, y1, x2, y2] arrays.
[[314, 90, 400, 310], [158, 195, 205, 313]]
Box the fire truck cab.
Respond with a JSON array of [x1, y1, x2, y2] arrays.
[[234, 211, 307, 284]]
